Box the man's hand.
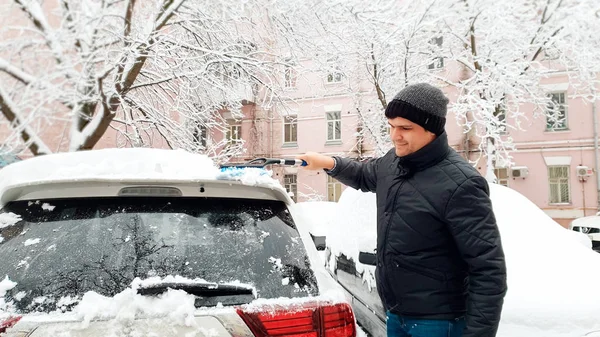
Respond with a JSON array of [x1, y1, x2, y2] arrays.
[[296, 152, 335, 171]]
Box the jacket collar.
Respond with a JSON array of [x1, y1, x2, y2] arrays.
[[396, 132, 450, 175]]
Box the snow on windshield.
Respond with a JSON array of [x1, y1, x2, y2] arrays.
[[0, 213, 21, 229], [0, 276, 17, 315]]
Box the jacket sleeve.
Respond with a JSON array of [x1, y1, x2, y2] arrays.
[[325, 156, 380, 193], [444, 176, 507, 337]]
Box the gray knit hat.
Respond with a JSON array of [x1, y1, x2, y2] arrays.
[[384, 83, 449, 135]]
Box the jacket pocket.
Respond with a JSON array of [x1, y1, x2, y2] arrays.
[[386, 258, 448, 314], [392, 258, 445, 282]]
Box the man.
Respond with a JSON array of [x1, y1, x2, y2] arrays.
[[298, 83, 507, 337]]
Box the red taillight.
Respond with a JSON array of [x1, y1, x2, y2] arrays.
[[0, 316, 22, 334], [237, 302, 356, 337], [322, 304, 355, 337]]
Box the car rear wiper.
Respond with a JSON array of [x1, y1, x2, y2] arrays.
[[137, 282, 255, 297]]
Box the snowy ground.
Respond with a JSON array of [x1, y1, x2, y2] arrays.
[[297, 184, 600, 337]]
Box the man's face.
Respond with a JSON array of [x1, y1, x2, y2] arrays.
[[388, 116, 436, 157]]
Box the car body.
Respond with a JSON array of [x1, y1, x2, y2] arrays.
[[569, 215, 600, 252], [0, 148, 356, 337]]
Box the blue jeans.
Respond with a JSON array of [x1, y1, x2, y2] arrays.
[[386, 311, 465, 337]]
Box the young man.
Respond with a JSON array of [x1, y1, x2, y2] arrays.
[[298, 83, 507, 337]]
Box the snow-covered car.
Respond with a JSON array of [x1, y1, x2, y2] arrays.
[[318, 184, 600, 337], [569, 215, 600, 252], [0, 149, 357, 337]]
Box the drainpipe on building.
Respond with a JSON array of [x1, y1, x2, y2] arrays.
[[593, 97, 600, 214]]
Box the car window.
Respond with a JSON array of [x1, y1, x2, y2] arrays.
[[0, 197, 318, 313]]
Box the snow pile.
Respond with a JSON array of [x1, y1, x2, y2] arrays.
[[322, 184, 600, 337], [6, 276, 347, 333], [74, 287, 198, 327], [0, 212, 21, 229], [0, 276, 17, 318], [293, 201, 339, 236], [490, 184, 600, 337], [216, 167, 282, 189], [239, 289, 348, 313], [324, 189, 378, 290]]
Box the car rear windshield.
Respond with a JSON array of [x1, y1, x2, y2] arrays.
[[0, 197, 318, 313]]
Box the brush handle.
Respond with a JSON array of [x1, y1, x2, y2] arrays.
[[283, 159, 308, 166]]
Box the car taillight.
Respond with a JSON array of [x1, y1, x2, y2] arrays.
[[237, 302, 355, 337], [0, 316, 22, 334]]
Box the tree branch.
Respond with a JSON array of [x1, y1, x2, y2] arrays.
[[0, 85, 52, 155], [369, 44, 387, 109], [14, 0, 68, 67], [0, 58, 36, 85]]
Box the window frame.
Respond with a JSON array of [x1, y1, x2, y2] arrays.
[[284, 174, 298, 202], [226, 121, 242, 143], [326, 111, 342, 142], [494, 167, 509, 187], [548, 165, 571, 204], [283, 114, 298, 144], [545, 92, 568, 131], [327, 175, 342, 202]]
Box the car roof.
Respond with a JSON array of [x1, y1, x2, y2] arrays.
[[0, 148, 293, 206], [570, 215, 600, 228]]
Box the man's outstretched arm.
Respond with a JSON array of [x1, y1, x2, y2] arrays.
[[297, 152, 379, 193]]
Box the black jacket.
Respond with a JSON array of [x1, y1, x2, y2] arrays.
[[327, 132, 507, 337]]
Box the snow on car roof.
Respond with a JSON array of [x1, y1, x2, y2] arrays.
[[570, 215, 600, 228], [0, 148, 286, 204]]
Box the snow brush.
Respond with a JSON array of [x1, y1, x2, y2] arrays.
[[217, 158, 307, 179], [219, 158, 307, 169]]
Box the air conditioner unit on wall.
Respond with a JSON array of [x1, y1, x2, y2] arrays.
[[511, 166, 529, 179], [576, 165, 593, 178]]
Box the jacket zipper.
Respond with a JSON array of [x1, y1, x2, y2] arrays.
[[383, 179, 404, 259], [381, 179, 405, 297]]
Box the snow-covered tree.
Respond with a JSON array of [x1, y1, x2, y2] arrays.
[[282, 0, 600, 179], [440, 0, 600, 180], [0, 0, 293, 158]]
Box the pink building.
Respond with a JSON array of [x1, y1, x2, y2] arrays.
[[216, 65, 600, 229]]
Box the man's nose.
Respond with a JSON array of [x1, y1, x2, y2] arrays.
[[390, 128, 402, 140]]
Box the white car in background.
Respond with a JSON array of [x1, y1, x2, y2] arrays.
[[570, 215, 600, 252], [307, 183, 600, 337], [0, 149, 357, 337]]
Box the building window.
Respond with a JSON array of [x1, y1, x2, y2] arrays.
[[428, 37, 444, 70], [326, 59, 343, 83], [327, 175, 342, 202], [548, 165, 570, 204], [192, 122, 208, 149], [284, 61, 297, 88], [284, 174, 298, 202], [283, 115, 297, 143], [496, 107, 507, 134], [226, 121, 242, 143], [494, 167, 509, 187], [546, 92, 568, 131], [543, 43, 560, 60], [326, 111, 341, 141]]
